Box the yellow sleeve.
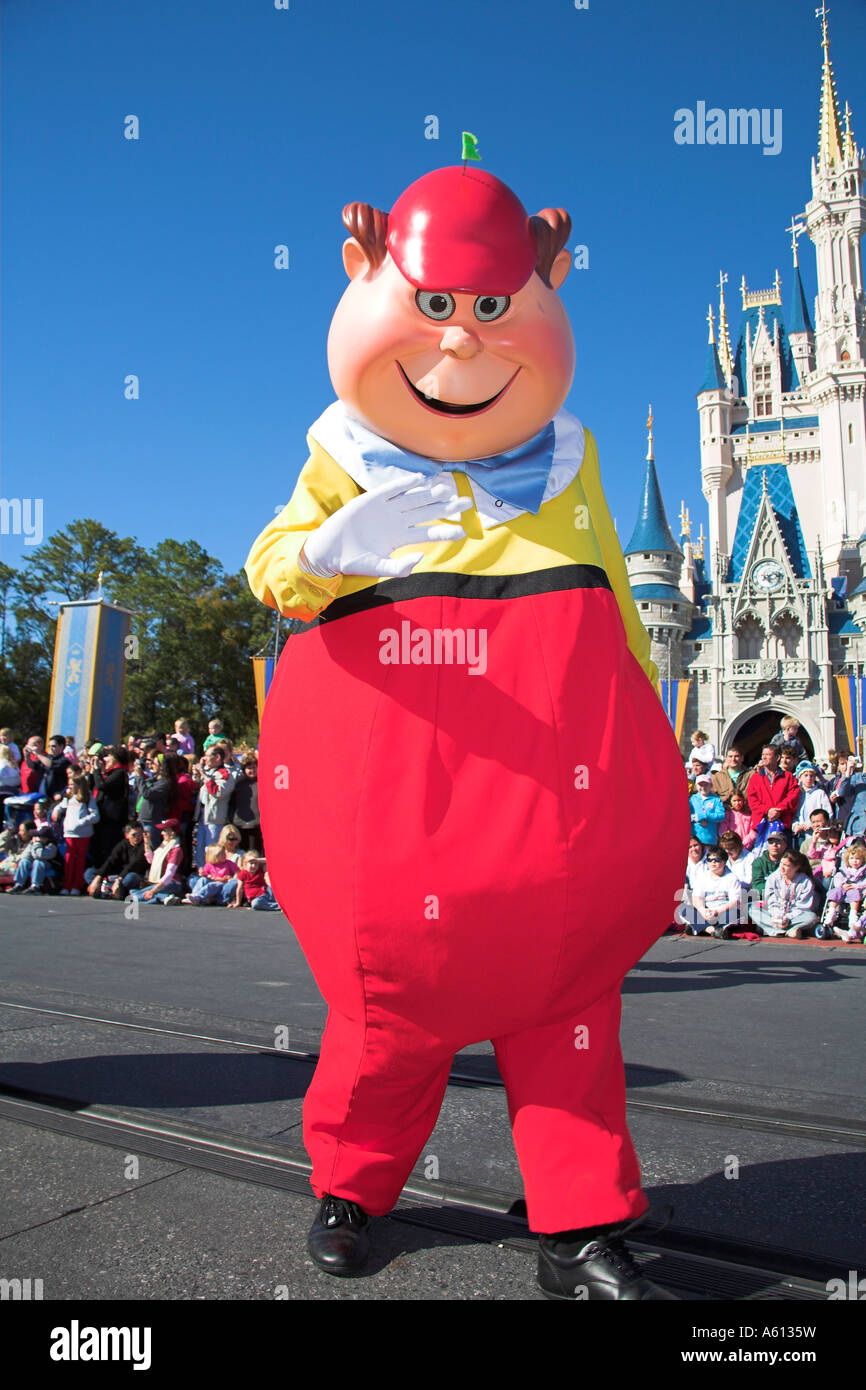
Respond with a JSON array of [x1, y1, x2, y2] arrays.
[[244, 437, 362, 622], [579, 429, 659, 684]]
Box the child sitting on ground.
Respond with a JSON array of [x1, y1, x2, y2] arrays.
[[0, 819, 30, 871], [228, 851, 281, 911], [823, 843, 866, 942], [8, 825, 62, 894], [753, 850, 819, 939], [183, 843, 238, 906]]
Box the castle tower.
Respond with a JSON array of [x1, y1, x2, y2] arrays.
[[624, 409, 693, 682], [696, 300, 734, 564], [803, 1, 866, 567], [661, 5, 866, 763]]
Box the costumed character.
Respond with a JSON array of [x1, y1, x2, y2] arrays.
[[245, 162, 689, 1299]]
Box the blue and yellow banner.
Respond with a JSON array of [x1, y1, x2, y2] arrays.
[[252, 656, 276, 726], [835, 674, 866, 752], [656, 678, 691, 745], [46, 601, 131, 747]]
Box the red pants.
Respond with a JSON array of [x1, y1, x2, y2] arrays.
[[62, 837, 90, 892], [260, 576, 687, 1231], [304, 984, 644, 1231]]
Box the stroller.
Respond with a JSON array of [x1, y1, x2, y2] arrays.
[[817, 892, 862, 942]]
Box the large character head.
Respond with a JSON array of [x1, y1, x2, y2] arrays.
[[327, 167, 574, 463]]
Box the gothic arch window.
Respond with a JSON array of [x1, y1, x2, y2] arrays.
[[850, 423, 855, 444], [735, 615, 765, 660], [771, 613, 802, 659]]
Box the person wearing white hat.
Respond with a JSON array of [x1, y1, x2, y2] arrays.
[[689, 774, 725, 846]]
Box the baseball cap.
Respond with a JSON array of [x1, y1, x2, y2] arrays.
[[87, 742, 105, 755], [386, 167, 537, 296], [767, 832, 787, 844]]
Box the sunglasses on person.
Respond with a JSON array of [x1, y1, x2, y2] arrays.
[[706, 857, 724, 863]]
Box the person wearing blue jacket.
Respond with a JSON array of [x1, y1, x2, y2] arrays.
[[689, 773, 726, 846]]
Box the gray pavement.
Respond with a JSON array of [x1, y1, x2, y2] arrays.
[[1, 895, 864, 1298], [0, 1119, 534, 1301]]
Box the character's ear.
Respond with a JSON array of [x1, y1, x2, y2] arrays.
[[342, 238, 371, 280], [341, 202, 389, 280], [530, 208, 572, 290], [549, 249, 572, 291]]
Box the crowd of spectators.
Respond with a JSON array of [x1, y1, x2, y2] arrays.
[[0, 718, 279, 911], [680, 717, 866, 943], [4, 712, 866, 945]]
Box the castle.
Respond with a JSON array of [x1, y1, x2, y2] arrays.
[[626, 6, 866, 764]]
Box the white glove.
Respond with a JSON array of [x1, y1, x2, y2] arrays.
[[299, 473, 473, 579]]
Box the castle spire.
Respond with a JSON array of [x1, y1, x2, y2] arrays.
[[787, 217, 814, 336], [625, 414, 681, 557], [717, 270, 734, 384], [699, 304, 726, 394], [843, 100, 856, 161], [646, 404, 654, 461], [816, 2, 844, 170]]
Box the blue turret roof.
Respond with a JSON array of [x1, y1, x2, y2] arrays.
[[685, 554, 713, 639], [733, 304, 796, 395], [828, 610, 863, 636], [698, 337, 726, 394], [625, 458, 681, 556], [631, 583, 684, 602], [788, 262, 813, 335], [686, 613, 713, 640]]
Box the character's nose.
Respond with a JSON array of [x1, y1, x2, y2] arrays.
[[439, 324, 483, 359]]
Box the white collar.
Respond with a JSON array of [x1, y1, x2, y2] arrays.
[[307, 401, 585, 529]]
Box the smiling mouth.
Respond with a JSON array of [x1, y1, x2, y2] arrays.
[[397, 364, 520, 417]]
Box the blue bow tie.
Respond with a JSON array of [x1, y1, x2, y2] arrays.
[[343, 416, 557, 515]]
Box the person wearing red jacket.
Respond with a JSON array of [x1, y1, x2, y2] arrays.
[[747, 744, 799, 851]]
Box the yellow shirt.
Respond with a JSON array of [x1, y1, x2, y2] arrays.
[[245, 426, 657, 683]]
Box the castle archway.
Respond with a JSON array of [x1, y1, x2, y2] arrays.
[[722, 704, 816, 767]]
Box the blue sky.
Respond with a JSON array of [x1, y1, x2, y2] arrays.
[[2, 0, 864, 579]]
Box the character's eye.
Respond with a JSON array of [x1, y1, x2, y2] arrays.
[[415, 290, 456, 320], [474, 295, 510, 322]]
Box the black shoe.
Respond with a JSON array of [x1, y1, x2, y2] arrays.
[[713, 923, 732, 939], [307, 1195, 371, 1276], [538, 1214, 681, 1301]]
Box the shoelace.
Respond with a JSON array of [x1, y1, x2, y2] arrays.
[[592, 1235, 641, 1280], [322, 1197, 365, 1228], [581, 1204, 675, 1276]]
